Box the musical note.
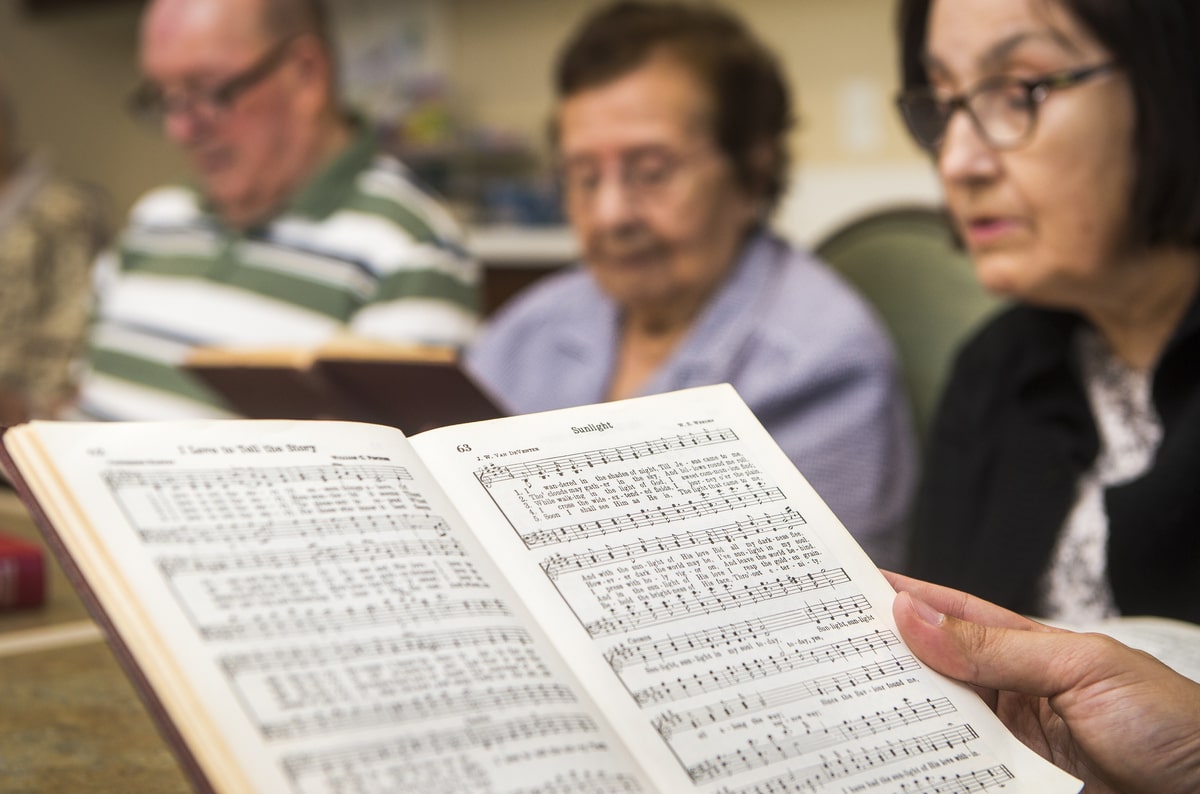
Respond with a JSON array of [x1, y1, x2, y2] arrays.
[[540, 509, 805, 578], [283, 713, 602, 778], [262, 683, 580, 741], [585, 569, 852, 637], [105, 464, 414, 490], [475, 428, 739, 486], [199, 597, 512, 641], [631, 630, 903, 707], [715, 725, 981, 793], [157, 534, 466, 577], [898, 765, 1016, 793], [523, 488, 786, 549], [218, 626, 534, 675], [654, 655, 922, 738], [605, 594, 871, 671], [137, 512, 450, 545], [686, 697, 957, 782]]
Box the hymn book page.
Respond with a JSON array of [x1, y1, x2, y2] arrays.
[[412, 384, 1083, 794], [6, 420, 648, 794]]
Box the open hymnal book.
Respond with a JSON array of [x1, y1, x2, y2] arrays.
[[184, 337, 503, 434], [0, 384, 1081, 793], [1045, 615, 1200, 685]]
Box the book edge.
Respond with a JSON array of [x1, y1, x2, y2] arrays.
[[0, 427, 219, 794]]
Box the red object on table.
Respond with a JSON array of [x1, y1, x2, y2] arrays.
[[0, 531, 45, 609]]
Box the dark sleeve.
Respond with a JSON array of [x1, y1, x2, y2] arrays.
[[907, 333, 991, 582], [907, 306, 1094, 612]]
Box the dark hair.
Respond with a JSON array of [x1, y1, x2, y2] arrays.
[[898, 0, 1200, 250], [554, 1, 794, 214], [261, 0, 330, 45]]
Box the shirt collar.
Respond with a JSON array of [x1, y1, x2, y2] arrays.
[[193, 115, 375, 230], [552, 230, 780, 389], [283, 117, 375, 220]]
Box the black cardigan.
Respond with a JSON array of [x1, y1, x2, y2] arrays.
[[910, 294, 1200, 623]]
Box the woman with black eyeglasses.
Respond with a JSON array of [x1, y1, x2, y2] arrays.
[[896, 0, 1200, 624]]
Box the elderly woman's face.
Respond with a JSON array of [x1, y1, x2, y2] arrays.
[[556, 55, 759, 317], [926, 0, 1137, 309]]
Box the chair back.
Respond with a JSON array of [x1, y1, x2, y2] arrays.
[[815, 205, 1003, 443]]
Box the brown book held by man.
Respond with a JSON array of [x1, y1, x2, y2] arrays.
[[185, 338, 505, 435]]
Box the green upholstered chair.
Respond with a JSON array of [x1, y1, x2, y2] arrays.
[[815, 205, 1004, 444]]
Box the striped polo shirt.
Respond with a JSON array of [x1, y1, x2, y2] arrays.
[[75, 129, 480, 420]]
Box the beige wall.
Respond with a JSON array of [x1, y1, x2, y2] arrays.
[[448, 0, 921, 165], [0, 0, 932, 238], [0, 1, 183, 217]]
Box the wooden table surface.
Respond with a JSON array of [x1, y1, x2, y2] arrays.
[[0, 486, 191, 793]]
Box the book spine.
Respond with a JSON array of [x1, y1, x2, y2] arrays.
[[0, 534, 45, 609]]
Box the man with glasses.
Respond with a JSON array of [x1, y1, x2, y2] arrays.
[[72, 0, 479, 421], [466, 1, 918, 570]]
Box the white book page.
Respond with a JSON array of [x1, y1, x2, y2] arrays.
[[1046, 616, 1200, 684], [412, 384, 1084, 794], [10, 419, 649, 794]]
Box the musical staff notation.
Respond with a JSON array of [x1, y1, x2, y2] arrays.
[[900, 765, 1016, 793], [632, 630, 902, 707], [718, 725, 980, 794], [157, 535, 465, 577], [687, 697, 957, 782], [137, 512, 449, 545], [475, 428, 739, 486], [540, 508, 806, 579], [585, 569, 851, 637], [653, 655, 922, 738], [262, 683, 579, 741], [219, 627, 534, 675], [505, 770, 643, 794], [283, 713, 601, 779], [605, 594, 871, 671], [200, 597, 511, 641], [105, 464, 414, 490], [523, 487, 786, 549]]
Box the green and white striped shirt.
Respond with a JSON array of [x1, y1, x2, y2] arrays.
[[75, 130, 480, 420]]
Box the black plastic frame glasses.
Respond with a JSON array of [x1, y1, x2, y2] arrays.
[[127, 37, 296, 130], [896, 62, 1116, 152]]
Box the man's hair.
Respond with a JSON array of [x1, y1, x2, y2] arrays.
[[261, 0, 329, 43], [260, 0, 338, 94], [897, 0, 1200, 250], [554, 1, 794, 214]]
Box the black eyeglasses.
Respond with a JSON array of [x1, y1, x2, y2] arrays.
[[896, 62, 1116, 152], [127, 37, 296, 130]]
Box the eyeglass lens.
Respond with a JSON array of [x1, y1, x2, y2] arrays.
[[900, 84, 1032, 151]]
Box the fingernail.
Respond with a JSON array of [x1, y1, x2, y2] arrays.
[[907, 592, 945, 627]]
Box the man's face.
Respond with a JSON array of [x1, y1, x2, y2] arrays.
[[556, 56, 760, 319], [139, 0, 320, 227]]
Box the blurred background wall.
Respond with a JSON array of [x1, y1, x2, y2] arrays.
[[0, 0, 938, 246]]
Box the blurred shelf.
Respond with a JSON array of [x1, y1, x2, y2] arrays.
[[467, 225, 577, 315], [467, 224, 577, 267]]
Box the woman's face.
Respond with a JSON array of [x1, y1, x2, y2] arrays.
[[925, 0, 1137, 309], [556, 55, 759, 321]]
